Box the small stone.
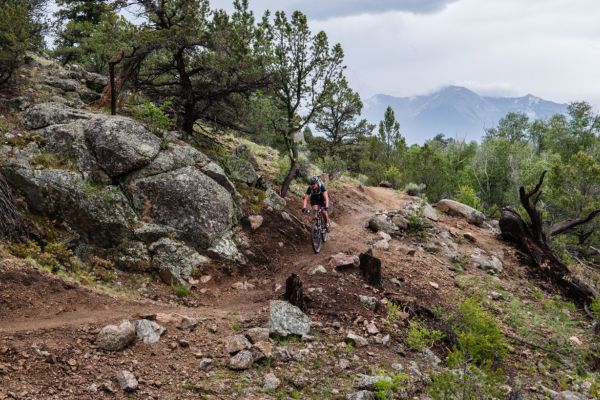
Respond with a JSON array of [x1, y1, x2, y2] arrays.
[[366, 323, 379, 335], [248, 215, 264, 230], [273, 347, 293, 363], [208, 324, 218, 333], [390, 278, 402, 287], [489, 291, 503, 301], [169, 342, 178, 350], [67, 358, 77, 367], [338, 359, 351, 370], [232, 281, 255, 290], [115, 370, 138, 392], [224, 335, 252, 354], [347, 390, 376, 400], [354, 374, 391, 390], [569, 336, 582, 346], [199, 358, 214, 370], [359, 295, 378, 310], [245, 327, 269, 344], [309, 265, 327, 275], [407, 248, 417, 256], [429, 281, 439, 289], [229, 350, 254, 370], [96, 320, 136, 352], [346, 331, 369, 347], [252, 341, 272, 361], [200, 275, 212, 283], [263, 372, 281, 391], [391, 363, 404, 371], [463, 232, 476, 242], [178, 339, 190, 348], [375, 334, 390, 345], [134, 319, 166, 344]]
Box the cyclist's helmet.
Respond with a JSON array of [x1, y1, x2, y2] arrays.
[[309, 176, 319, 185]]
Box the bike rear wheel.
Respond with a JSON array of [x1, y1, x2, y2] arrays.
[[311, 223, 322, 253]]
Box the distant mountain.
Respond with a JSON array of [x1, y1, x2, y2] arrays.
[[363, 86, 567, 144]]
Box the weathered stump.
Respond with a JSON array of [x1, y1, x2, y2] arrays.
[[284, 273, 306, 311], [359, 249, 382, 288]]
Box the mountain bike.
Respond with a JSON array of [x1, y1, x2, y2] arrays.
[[304, 207, 328, 253]]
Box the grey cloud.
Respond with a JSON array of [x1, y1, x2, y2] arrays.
[[211, 0, 459, 19]]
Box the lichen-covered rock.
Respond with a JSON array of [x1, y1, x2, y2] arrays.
[[245, 327, 269, 344], [85, 115, 161, 177], [21, 102, 91, 130], [227, 153, 258, 185], [437, 199, 485, 226], [268, 300, 310, 337], [96, 320, 136, 351], [368, 215, 398, 234], [263, 188, 286, 211], [115, 370, 138, 392], [134, 319, 165, 344], [128, 166, 239, 252], [2, 166, 136, 247], [127, 141, 209, 181], [347, 391, 375, 400], [229, 350, 254, 370], [224, 335, 252, 354], [149, 238, 209, 287], [353, 374, 391, 390]]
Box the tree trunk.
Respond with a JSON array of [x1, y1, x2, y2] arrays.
[[284, 273, 306, 311], [499, 172, 600, 304], [0, 173, 29, 242], [359, 249, 383, 288]]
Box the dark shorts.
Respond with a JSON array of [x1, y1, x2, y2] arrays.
[[310, 197, 326, 207]]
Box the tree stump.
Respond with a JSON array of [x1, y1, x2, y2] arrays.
[[284, 273, 306, 311], [359, 249, 382, 288]]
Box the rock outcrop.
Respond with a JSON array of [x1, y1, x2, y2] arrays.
[[437, 199, 485, 226]]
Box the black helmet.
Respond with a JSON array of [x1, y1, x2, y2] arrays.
[[309, 176, 319, 185]]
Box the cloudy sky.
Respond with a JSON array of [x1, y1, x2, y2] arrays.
[[211, 0, 600, 108]]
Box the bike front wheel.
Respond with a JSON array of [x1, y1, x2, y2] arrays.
[[311, 223, 322, 253]]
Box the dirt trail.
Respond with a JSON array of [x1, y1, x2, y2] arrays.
[[0, 186, 404, 335]]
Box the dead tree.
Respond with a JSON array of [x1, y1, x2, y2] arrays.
[[284, 273, 306, 311], [0, 173, 29, 241], [499, 171, 600, 303]]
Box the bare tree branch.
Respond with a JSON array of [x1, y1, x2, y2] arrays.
[[549, 209, 600, 237]]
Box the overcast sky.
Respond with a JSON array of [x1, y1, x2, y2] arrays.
[[211, 0, 600, 108]]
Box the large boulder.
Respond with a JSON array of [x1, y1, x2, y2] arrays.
[[2, 166, 136, 247], [263, 188, 286, 211], [268, 300, 310, 337], [149, 238, 209, 287], [368, 215, 398, 234], [96, 320, 136, 351], [85, 115, 161, 177], [20, 102, 91, 130], [437, 199, 485, 226], [127, 141, 209, 181], [127, 166, 239, 252], [227, 146, 258, 185]]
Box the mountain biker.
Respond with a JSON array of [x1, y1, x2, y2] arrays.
[[302, 176, 330, 231]]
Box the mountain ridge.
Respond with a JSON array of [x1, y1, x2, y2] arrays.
[[363, 86, 567, 144]]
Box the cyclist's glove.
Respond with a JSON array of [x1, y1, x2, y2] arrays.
[[301, 207, 307, 213]]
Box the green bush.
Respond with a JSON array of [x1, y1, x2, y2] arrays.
[[318, 155, 347, 180], [451, 297, 506, 366], [373, 373, 409, 400], [404, 182, 426, 197], [0, 1, 30, 85], [455, 185, 484, 212], [383, 165, 402, 188], [406, 321, 445, 351], [427, 362, 507, 400], [591, 297, 600, 320], [132, 101, 174, 135]]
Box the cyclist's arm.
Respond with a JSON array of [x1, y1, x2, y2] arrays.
[[302, 194, 309, 209], [324, 191, 329, 208]]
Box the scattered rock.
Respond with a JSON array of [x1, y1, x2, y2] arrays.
[[338, 359, 351, 370], [359, 295, 378, 310], [569, 336, 583, 346], [263, 373, 281, 391], [231, 281, 255, 290], [252, 341, 272, 361], [422, 204, 438, 221], [471, 254, 503, 275], [268, 300, 311, 337], [224, 335, 252, 354], [463, 232, 476, 242], [553, 392, 586, 400], [366, 323, 379, 336], [273, 347, 293, 363], [437, 199, 485, 226], [347, 391, 375, 400], [429, 281, 439, 290], [420, 348, 441, 369], [391, 363, 404, 371], [229, 350, 254, 370], [199, 358, 214, 371], [391, 214, 409, 230], [329, 253, 360, 270], [263, 188, 286, 210], [245, 327, 269, 344], [346, 331, 369, 348], [308, 265, 327, 275], [247, 215, 263, 230], [134, 319, 166, 344], [115, 370, 138, 392], [368, 215, 398, 234], [354, 374, 391, 390], [96, 320, 136, 352]]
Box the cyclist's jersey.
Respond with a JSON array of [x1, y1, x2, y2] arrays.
[[306, 182, 327, 205]]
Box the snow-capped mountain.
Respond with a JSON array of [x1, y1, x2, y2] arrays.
[[363, 86, 567, 144]]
